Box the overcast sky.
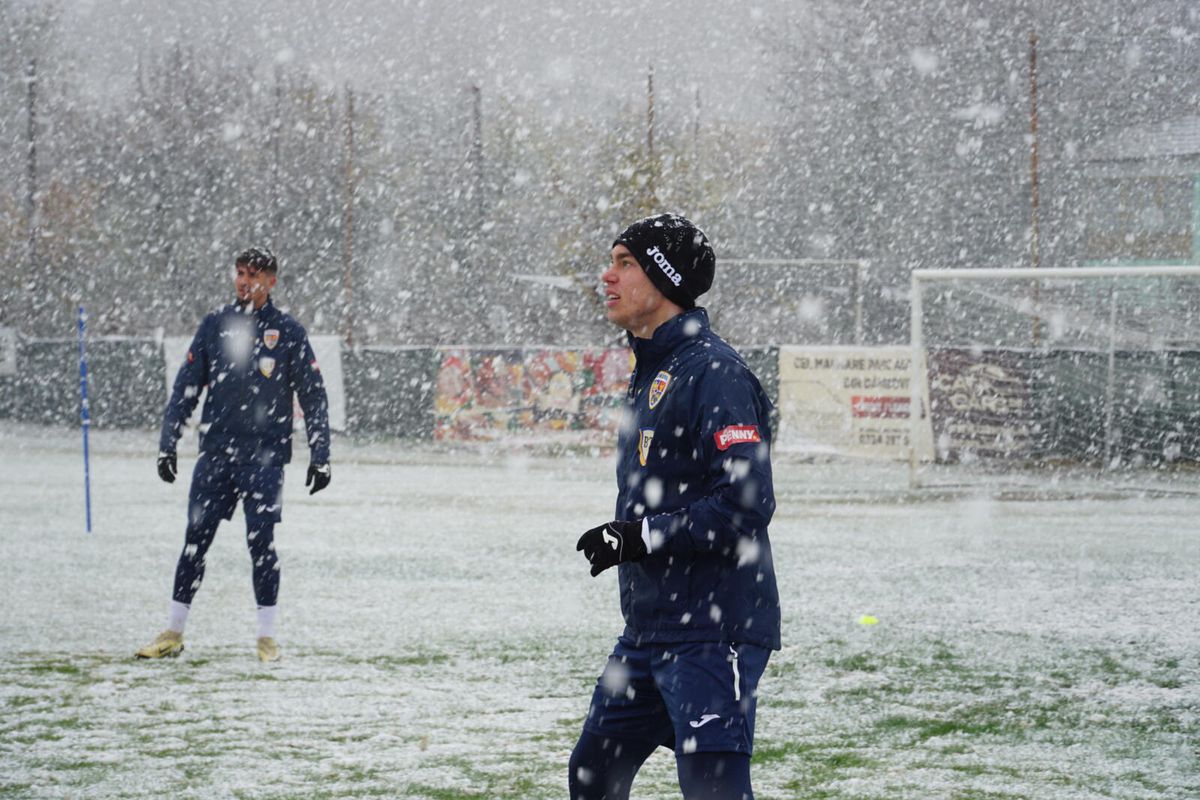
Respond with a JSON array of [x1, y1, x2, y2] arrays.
[[57, 0, 788, 123]]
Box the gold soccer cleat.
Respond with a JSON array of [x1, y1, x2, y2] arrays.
[[135, 630, 184, 659], [257, 636, 280, 663]]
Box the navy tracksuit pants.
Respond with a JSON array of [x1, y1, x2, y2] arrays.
[[172, 453, 285, 607]]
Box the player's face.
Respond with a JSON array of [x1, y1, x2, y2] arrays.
[[234, 263, 276, 309], [602, 245, 668, 336]]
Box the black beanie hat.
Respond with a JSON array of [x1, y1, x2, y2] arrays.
[[613, 213, 715, 309]]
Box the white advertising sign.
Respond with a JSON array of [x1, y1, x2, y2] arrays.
[[777, 346, 932, 460]]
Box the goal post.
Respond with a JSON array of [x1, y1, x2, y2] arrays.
[[908, 265, 1200, 490]]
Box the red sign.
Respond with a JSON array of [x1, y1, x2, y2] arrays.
[[714, 424, 762, 451], [850, 396, 910, 418]]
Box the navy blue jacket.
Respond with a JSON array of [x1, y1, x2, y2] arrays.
[[615, 308, 781, 650], [160, 299, 330, 467]]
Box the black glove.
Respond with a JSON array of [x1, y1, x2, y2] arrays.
[[306, 463, 331, 495], [156, 451, 177, 483], [576, 520, 647, 577]]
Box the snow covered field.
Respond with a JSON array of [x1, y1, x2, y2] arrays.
[[1, 422, 1197, 799]]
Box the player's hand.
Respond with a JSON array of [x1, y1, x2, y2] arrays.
[[306, 463, 331, 495], [576, 520, 646, 577], [156, 451, 177, 483]]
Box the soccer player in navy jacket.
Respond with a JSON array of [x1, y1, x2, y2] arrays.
[[572, 215, 781, 799], [136, 248, 331, 663]]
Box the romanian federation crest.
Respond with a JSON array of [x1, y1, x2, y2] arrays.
[[258, 356, 276, 378], [648, 370, 671, 409], [638, 429, 654, 467], [263, 328, 280, 349]]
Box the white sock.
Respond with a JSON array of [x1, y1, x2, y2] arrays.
[[257, 605, 277, 639], [167, 601, 189, 634]]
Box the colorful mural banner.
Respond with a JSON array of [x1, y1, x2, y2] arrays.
[[433, 348, 633, 443], [777, 346, 932, 460]]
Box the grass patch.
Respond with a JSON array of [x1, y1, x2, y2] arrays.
[[833, 682, 914, 699], [873, 693, 1086, 745], [238, 783, 395, 800], [364, 653, 451, 669], [875, 701, 1018, 741], [1092, 651, 1142, 685], [398, 769, 544, 799], [26, 661, 82, 677], [230, 671, 281, 682], [769, 742, 880, 796], [399, 786, 489, 800], [43, 759, 102, 772], [1047, 669, 1075, 687], [942, 760, 1024, 779], [824, 652, 880, 672]]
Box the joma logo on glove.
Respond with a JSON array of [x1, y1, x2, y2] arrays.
[[602, 527, 619, 550], [645, 246, 683, 287], [714, 425, 761, 451]]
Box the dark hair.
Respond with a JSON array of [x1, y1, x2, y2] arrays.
[[236, 247, 278, 274]]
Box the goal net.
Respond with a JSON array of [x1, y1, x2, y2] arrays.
[[909, 265, 1200, 493]]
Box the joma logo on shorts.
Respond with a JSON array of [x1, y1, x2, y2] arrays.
[[645, 246, 683, 287]]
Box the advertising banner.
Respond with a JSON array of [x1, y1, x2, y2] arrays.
[[304, 335, 346, 432], [433, 348, 632, 444], [777, 346, 932, 460], [926, 348, 1034, 461]]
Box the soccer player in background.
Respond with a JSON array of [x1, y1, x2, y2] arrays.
[[136, 247, 331, 663], [572, 214, 781, 799]]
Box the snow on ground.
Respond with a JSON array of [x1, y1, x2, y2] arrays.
[[0, 422, 1197, 799]]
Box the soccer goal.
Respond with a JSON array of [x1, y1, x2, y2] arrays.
[[908, 265, 1200, 494]]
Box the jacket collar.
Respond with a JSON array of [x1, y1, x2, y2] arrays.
[[628, 306, 709, 366], [232, 297, 276, 319]]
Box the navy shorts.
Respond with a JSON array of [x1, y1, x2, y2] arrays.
[[187, 452, 285, 526], [582, 636, 771, 756]]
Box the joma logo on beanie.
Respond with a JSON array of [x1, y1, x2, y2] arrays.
[[645, 246, 683, 287], [613, 213, 714, 309]]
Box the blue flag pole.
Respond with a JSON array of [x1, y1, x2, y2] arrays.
[[78, 305, 92, 533]]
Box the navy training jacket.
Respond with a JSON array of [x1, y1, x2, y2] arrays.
[[615, 307, 781, 650], [160, 299, 331, 467]]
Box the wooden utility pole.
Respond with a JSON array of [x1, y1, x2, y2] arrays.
[[692, 86, 702, 204], [646, 64, 657, 208], [471, 84, 485, 232], [341, 86, 356, 346], [1029, 32, 1043, 345], [26, 58, 38, 274], [271, 66, 284, 240], [1029, 32, 1041, 271]]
